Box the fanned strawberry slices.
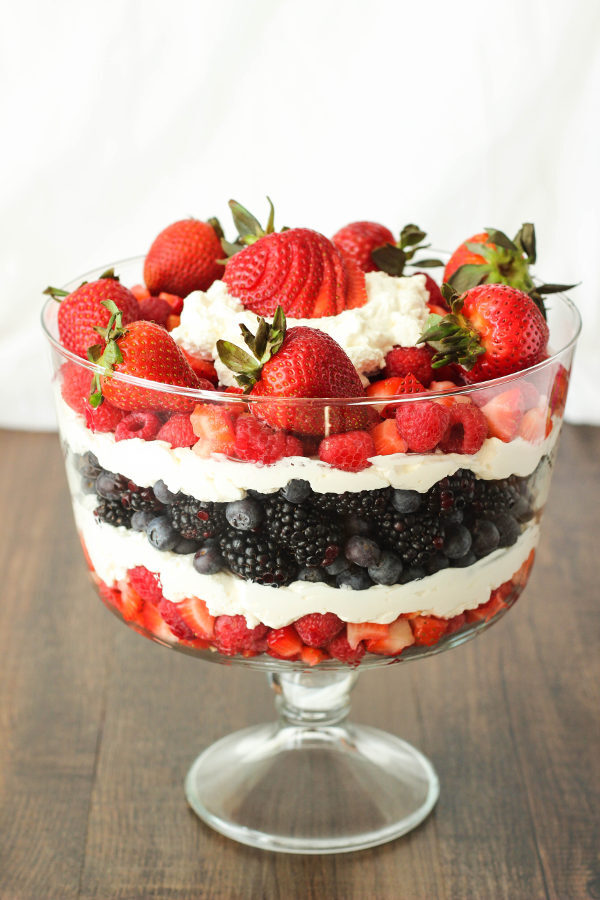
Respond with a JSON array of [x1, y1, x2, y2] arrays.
[[223, 227, 367, 318]]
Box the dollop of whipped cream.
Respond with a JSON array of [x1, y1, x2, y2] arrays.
[[170, 271, 430, 386]]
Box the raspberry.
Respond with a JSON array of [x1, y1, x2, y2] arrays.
[[234, 415, 303, 464], [83, 398, 124, 433], [157, 597, 198, 641], [115, 410, 162, 442], [395, 400, 450, 452], [60, 361, 93, 414], [138, 295, 172, 327], [294, 612, 344, 648], [384, 346, 435, 387], [128, 566, 163, 605], [156, 414, 197, 447], [438, 402, 487, 454], [318, 430, 375, 472], [328, 631, 366, 663], [213, 615, 269, 656], [418, 272, 444, 307]]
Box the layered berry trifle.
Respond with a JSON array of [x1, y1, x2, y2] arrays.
[[44, 205, 575, 667]]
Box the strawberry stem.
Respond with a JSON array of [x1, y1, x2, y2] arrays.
[[419, 287, 485, 371], [87, 300, 126, 406], [217, 306, 286, 391]]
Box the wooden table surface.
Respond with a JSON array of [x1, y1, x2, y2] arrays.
[[0, 425, 598, 900]]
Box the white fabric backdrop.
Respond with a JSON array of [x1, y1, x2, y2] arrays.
[[1, 0, 598, 429]]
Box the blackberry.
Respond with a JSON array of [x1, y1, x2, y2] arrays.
[[378, 508, 444, 569], [470, 476, 522, 520], [94, 498, 133, 528], [168, 496, 225, 541], [218, 529, 297, 586], [319, 488, 391, 522], [121, 483, 164, 515], [425, 470, 477, 518], [263, 496, 343, 567]]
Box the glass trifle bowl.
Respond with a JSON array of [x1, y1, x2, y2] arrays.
[[42, 257, 581, 854]]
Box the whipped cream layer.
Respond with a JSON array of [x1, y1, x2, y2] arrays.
[[72, 487, 539, 627], [57, 395, 561, 503], [170, 271, 430, 384]]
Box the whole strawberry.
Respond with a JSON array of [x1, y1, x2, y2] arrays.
[[332, 221, 395, 272], [217, 308, 369, 434], [88, 301, 210, 412], [333, 221, 443, 287], [420, 283, 549, 384], [144, 218, 224, 297], [45, 270, 139, 359]]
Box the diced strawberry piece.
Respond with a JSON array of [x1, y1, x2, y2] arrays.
[[519, 381, 540, 410], [328, 632, 366, 664], [437, 400, 488, 454], [177, 596, 216, 640], [512, 549, 536, 587], [267, 625, 304, 659], [409, 614, 448, 646], [165, 314, 181, 331], [117, 580, 145, 623], [318, 430, 375, 472], [549, 364, 569, 418], [114, 410, 162, 442], [98, 580, 121, 611], [128, 566, 163, 605], [370, 418, 408, 456], [191, 403, 236, 457], [366, 376, 407, 400], [445, 612, 467, 636], [141, 602, 174, 641], [294, 612, 344, 648], [384, 345, 435, 386], [181, 348, 219, 384], [395, 399, 450, 452], [300, 646, 327, 666], [131, 283, 151, 301], [481, 387, 524, 442], [158, 291, 184, 315], [156, 413, 197, 447], [366, 616, 415, 656], [429, 380, 458, 393], [465, 591, 508, 624], [518, 407, 547, 443], [346, 621, 390, 649]]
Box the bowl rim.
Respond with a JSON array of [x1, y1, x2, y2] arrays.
[[41, 254, 583, 407]]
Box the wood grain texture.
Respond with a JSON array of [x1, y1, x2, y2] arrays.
[[0, 426, 598, 900]]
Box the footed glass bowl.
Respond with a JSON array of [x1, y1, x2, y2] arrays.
[[42, 258, 581, 854]]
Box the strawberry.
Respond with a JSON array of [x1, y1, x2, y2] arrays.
[[83, 398, 124, 433], [300, 646, 327, 666], [319, 431, 375, 472], [409, 614, 448, 646], [465, 590, 508, 624], [158, 292, 184, 315], [480, 387, 525, 442], [294, 612, 344, 648], [513, 549, 535, 587], [180, 348, 219, 384], [223, 227, 367, 318], [395, 399, 450, 453], [144, 218, 224, 297], [332, 221, 395, 272], [46, 271, 139, 359], [191, 403, 236, 457], [549, 363, 569, 418], [383, 345, 435, 386], [267, 625, 304, 659], [156, 413, 197, 447], [141, 601, 175, 642], [442, 224, 576, 316], [131, 284, 150, 302], [366, 373, 425, 418], [60, 361, 93, 413], [365, 616, 415, 656], [116, 580, 144, 623], [370, 418, 408, 455], [346, 621, 390, 649], [437, 401, 488, 454], [218, 307, 369, 435], [177, 597, 215, 640], [87, 300, 205, 413], [420, 283, 549, 384], [518, 407, 547, 443]]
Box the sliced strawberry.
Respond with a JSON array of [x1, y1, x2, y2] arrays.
[[481, 387, 524, 442], [465, 590, 508, 624], [366, 617, 415, 656], [409, 614, 448, 646], [300, 646, 327, 666], [518, 407, 547, 443], [267, 625, 304, 659], [191, 403, 236, 457], [116, 580, 144, 623], [512, 550, 536, 587], [370, 418, 408, 456], [131, 283, 151, 302], [445, 612, 467, 636], [178, 596, 216, 640], [366, 373, 425, 418], [346, 621, 390, 649], [181, 348, 219, 385], [141, 602, 177, 641], [158, 291, 184, 315]]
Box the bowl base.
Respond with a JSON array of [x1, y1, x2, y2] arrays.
[[185, 721, 439, 854]]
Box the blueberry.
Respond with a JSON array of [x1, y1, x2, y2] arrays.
[[225, 498, 264, 531], [325, 556, 350, 576], [147, 516, 179, 551], [512, 496, 533, 523], [77, 452, 101, 479], [443, 524, 473, 559], [336, 566, 373, 590], [131, 510, 155, 532], [368, 551, 403, 585], [95, 472, 123, 501], [451, 551, 477, 568], [471, 520, 500, 558], [425, 553, 451, 575], [153, 480, 178, 505], [345, 535, 381, 568], [492, 513, 520, 547], [193, 543, 224, 574], [280, 479, 312, 504], [344, 516, 372, 536], [443, 508, 464, 526], [173, 537, 200, 555], [297, 566, 328, 583], [391, 489, 422, 514], [399, 566, 426, 584]]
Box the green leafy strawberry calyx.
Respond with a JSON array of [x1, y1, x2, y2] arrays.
[[221, 197, 281, 258], [217, 306, 286, 391], [370, 223, 443, 277], [86, 299, 127, 407], [418, 284, 485, 371]]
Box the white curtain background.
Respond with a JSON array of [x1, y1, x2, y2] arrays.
[[1, 0, 598, 429]]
